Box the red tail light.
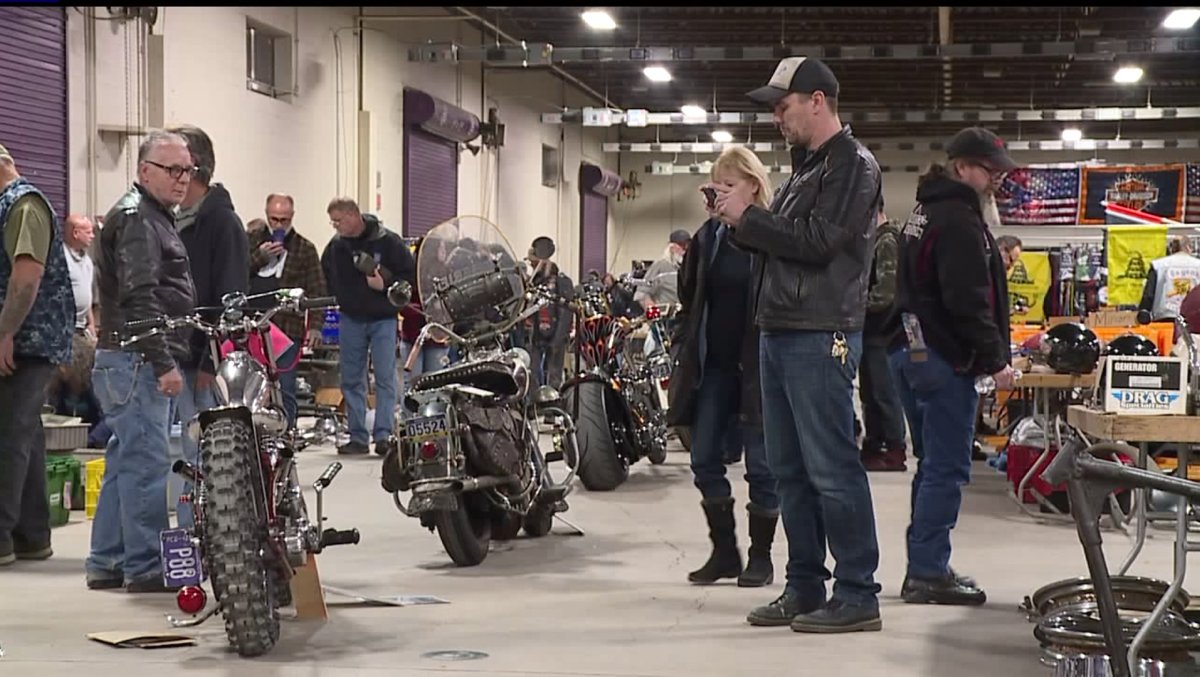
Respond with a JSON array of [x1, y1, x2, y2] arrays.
[[177, 585, 207, 614], [420, 441, 440, 460], [646, 305, 662, 320], [660, 378, 671, 390]]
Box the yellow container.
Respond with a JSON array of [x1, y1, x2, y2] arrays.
[[85, 458, 105, 519]]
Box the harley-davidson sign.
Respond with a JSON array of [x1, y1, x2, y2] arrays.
[[1079, 164, 1186, 224], [1104, 174, 1160, 211]]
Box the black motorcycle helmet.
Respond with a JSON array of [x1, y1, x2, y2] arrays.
[[1041, 322, 1101, 374], [1105, 334, 1160, 357]]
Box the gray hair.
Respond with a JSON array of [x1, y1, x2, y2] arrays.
[[137, 130, 188, 164], [165, 124, 216, 186], [326, 197, 360, 215]]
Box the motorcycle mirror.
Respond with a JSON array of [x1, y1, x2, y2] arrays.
[[1136, 309, 1153, 326], [280, 287, 304, 300], [387, 280, 413, 308], [533, 385, 561, 406], [221, 291, 247, 308]]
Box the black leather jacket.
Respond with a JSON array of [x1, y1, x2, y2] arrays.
[[731, 127, 882, 333], [97, 184, 197, 377]]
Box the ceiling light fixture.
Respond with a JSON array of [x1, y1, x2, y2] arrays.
[[1112, 66, 1144, 84], [680, 104, 707, 119], [1061, 128, 1083, 143], [581, 10, 617, 30], [711, 130, 733, 143], [643, 66, 672, 83], [1163, 8, 1200, 29]]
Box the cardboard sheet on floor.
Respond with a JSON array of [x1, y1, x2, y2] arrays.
[[321, 585, 450, 607], [87, 631, 196, 649]]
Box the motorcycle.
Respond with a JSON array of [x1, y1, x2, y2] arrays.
[[381, 216, 582, 567], [120, 288, 360, 657], [561, 277, 672, 491]]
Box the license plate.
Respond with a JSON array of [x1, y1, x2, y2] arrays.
[[160, 528, 203, 588], [651, 361, 672, 380], [405, 415, 449, 439]]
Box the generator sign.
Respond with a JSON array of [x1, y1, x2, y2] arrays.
[[1103, 355, 1188, 416]]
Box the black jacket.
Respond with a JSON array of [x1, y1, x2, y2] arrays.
[[731, 126, 882, 333], [96, 184, 197, 377], [667, 218, 761, 427], [177, 183, 249, 370], [321, 214, 415, 321], [890, 176, 1011, 376], [863, 220, 901, 345], [528, 263, 576, 346]]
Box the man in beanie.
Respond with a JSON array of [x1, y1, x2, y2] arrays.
[[713, 57, 885, 633], [525, 236, 575, 390], [634, 229, 690, 311]]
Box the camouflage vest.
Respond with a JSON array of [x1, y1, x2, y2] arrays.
[[0, 178, 74, 364]]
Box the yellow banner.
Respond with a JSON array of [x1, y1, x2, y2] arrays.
[[1007, 251, 1052, 323], [1106, 225, 1168, 306]]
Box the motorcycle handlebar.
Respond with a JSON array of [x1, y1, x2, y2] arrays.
[[300, 296, 338, 311], [123, 316, 166, 332], [315, 462, 343, 489]]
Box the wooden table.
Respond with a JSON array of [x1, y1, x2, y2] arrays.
[[1068, 405, 1200, 444]]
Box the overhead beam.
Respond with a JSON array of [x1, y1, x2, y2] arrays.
[[938, 7, 952, 109], [409, 37, 1200, 64], [646, 162, 927, 175], [608, 138, 1200, 154], [543, 106, 1200, 126]]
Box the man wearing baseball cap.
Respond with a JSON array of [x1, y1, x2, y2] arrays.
[[634, 228, 690, 311], [711, 57, 885, 634], [886, 127, 1018, 607]]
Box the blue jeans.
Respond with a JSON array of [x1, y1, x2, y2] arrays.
[[340, 315, 398, 445], [276, 340, 302, 429], [888, 347, 979, 580], [689, 361, 778, 510], [760, 330, 881, 607], [399, 340, 451, 396], [87, 350, 173, 583], [173, 367, 217, 529]]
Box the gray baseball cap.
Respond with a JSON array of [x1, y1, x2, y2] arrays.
[[747, 57, 840, 106], [669, 229, 692, 245]]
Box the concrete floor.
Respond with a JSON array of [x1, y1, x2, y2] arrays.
[[0, 443, 1195, 677]]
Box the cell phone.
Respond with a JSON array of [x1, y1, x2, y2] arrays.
[[702, 186, 717, 209], [271, 229, 287, 244]]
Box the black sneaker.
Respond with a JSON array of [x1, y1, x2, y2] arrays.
[[747, 589, 824, 627], [337, 441, 370, 456], [14, 543, 53, 561], [374, 439, 396, 457], [790, 599, 882, 634], [126, 576, 181, 594], [901, 572, 987, 606], [86, 569, 124, 590]]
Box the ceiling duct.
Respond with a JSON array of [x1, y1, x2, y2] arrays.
[[403, 88, 481, 143], [544, 106, 1200, 126]]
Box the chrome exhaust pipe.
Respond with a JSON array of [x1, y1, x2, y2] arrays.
[[453, 476, 515, 492]]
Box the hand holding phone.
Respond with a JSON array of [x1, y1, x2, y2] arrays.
[[701, 186, 718, 210]]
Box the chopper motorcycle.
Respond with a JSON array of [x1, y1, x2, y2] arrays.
[[120, 288, 361, 657], [381, 216, 583, 567], [561, 277, 672, 491]]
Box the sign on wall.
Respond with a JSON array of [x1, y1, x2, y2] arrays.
[[1106, 224, 1168, 306], [1008, 251, 1052, 323], [1079, 164, 1187, 224]]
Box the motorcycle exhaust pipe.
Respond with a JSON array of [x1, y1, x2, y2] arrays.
[[453, 476, 516, 492]]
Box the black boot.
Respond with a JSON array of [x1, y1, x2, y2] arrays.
[[738, 504, 777, 587], [688, 497, 743, 584]]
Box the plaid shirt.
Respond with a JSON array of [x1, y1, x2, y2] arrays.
[[248, 227, 328, 340]]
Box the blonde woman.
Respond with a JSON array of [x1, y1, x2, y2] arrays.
[[667, 146, 779, 588]]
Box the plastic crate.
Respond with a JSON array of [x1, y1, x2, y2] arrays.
[[85, 458, 105, 519], [43, 419, 90, 451], [45, 457, 71, 527]]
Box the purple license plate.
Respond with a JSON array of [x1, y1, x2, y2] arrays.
[[160, 528, 203, 588]]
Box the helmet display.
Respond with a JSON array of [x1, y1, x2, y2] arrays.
[[1041, 323, 1101, 374], [1105, 334, 1159, 357]]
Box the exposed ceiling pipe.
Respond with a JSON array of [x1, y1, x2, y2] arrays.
[[938, 7, 952, 110], [355, 15, 475, 22], [450, 6, 610, 107]]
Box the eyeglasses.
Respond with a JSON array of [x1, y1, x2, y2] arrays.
[[144, 160, 197, 180], [970, 161, 1008, 182], [267, 216, 292, 225]]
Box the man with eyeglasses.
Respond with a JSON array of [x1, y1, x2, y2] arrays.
[[165, 125, 249, 528], [88, 130, 197, 593], [247, 193, 327, 430]]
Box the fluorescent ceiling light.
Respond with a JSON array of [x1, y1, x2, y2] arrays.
[[581, 10, 616, 30], [1163, 8, 1200, 29], [680, 105, 707, 118], [1061, 128, 1083, 142], [1113, 66, 1144, 84], [643, 66, 672, 82], [711, 130, 733, 143]]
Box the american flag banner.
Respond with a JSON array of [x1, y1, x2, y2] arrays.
[[1187, 164, 1200, 224], [997, 168, 1081, 225]]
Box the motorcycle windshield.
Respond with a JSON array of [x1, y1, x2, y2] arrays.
[[416, 216, 525, 338]]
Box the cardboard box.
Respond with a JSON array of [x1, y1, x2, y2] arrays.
[[1103, 355, 1189, 416], [1086, 310, 1138, 328]]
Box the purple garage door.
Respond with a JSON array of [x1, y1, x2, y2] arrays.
[[579, 164, 623, 276], [0, 7, 68, 217], [402, 88, 481, 237]]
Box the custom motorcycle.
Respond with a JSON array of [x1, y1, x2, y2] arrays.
[[561, 278, 672, 491], [121, 288, 363, 657], [381, 216, 582, 567]]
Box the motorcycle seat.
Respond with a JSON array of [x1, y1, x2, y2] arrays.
[[412, 360, 523, 399]]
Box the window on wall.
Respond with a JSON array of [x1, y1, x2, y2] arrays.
[[246, 19, 293, 99]]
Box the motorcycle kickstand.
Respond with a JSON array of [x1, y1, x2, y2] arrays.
[[553, 513, 585, 536], [166, 601, 222, 628]]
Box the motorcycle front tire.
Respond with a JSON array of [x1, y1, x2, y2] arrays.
[[564, 380, 630, 492], [200, 417, 281, 657], [434, 492, 491, 566]]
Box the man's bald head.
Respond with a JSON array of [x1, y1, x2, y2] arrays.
[[265, 193, 296, 233], [64, 213, 96, 250]]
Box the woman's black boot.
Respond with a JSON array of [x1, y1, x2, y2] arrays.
[[738, 503, 778, 587], [688, 497, 743, 584]]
